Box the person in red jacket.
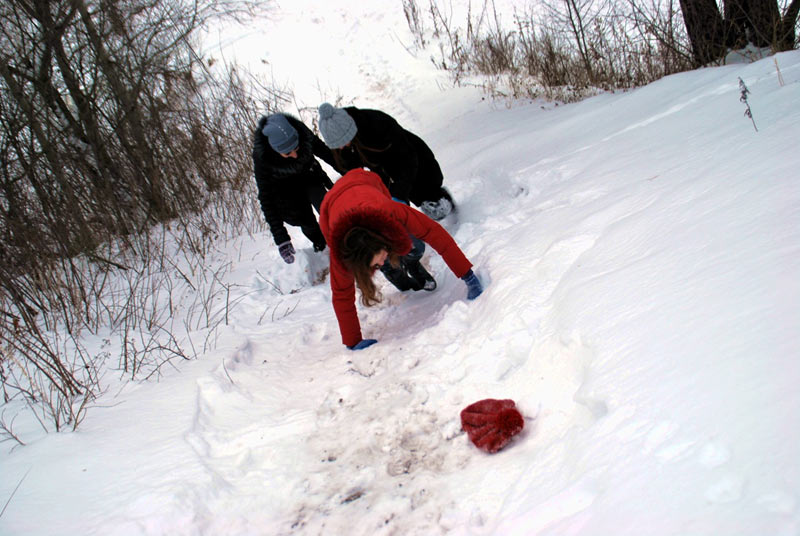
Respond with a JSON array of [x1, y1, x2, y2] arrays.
[[319, 168, 484, 350]]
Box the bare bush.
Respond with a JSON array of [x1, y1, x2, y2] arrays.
[[403, 0, 428, 47], [404, 0, 696, 102], [0, 0, 289, 440]]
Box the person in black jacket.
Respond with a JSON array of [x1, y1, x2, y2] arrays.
[[317, 103, 456, 221], [253, 113, 337, 264]]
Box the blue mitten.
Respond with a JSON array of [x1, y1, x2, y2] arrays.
[[278, 241, 296, 264], [462, 270, 483, 300], [348, 338, 378, 351]]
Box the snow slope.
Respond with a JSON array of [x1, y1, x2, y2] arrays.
[[1, 1, 799, 534]]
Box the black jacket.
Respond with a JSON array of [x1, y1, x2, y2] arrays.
[[333, 108, 444, 205], [253, 115, 336, 245]]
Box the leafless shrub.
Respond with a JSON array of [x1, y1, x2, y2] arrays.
[[0, 411, 26, 447], [403, 0, 427, 48], [405, 0, 694, 102], [0, 0, 287, 440], [471, 4, 518, 75], [0, 325, 96, 433]]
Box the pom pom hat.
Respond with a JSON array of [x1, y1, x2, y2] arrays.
[[460, 399, 524, 453], [318, 103, 358, 149], [262, 114, 299, 154]]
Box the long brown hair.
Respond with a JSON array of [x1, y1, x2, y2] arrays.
[[339, 226, 399, 306], [332, 135, 392, 173]]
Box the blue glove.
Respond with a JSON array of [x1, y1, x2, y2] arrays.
[[462, 270, 483, 300], [391, 196, 409, 205], [278, 241, 295, 264], [348, 338, 378, 351]]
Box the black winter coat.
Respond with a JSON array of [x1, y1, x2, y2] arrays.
[[253, 115, 336, 246], [333, 107, 445, 205]]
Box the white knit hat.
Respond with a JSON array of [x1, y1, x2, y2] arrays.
[[318, 103, 357, 149]]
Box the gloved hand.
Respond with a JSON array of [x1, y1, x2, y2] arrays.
[[347, 338, 378, 351], [278, 241, 296, 264], [313, 241, 326, 253], [462, 269, 483, 300]]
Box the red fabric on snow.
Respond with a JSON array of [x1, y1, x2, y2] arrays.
[[460, 399, 524, 453], [319, 169, 473, 346]]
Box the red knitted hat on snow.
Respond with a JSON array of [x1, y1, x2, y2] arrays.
[[460, 399, 524, 453]]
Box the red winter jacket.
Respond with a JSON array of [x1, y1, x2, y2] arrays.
[[319, 169, 472, 347]]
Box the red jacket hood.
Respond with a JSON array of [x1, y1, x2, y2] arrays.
[[320, 169, 412, 264]]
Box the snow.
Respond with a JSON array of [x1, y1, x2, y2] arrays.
[[2, 0, 799, 534]]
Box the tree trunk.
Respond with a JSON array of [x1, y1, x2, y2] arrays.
[[726, 0, 782, 47], [679, 0, 730, 64], [778, 0, 800, 50], [724, 0, 752, 47], [684, 0, 798, 64], [564, 0, 596, 83]]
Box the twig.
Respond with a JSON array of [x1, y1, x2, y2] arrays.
[[256, 270, 284, 295], [738, 77, 758, 132], [774, 57, 785, 87], [0, 411, 26, 447], [222, 359, 235, 384], [1, 467, 32, 518], [258, 304, 270, 325], [225, 286, 230, 326]]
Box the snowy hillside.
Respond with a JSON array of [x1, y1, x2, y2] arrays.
[[1, 0, 799, 534]]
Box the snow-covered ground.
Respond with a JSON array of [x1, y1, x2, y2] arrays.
[[1, 0, 799, 534]]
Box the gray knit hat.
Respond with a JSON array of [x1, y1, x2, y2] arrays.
[[318, 103, 357, 149], [262, 114, 299, 154]]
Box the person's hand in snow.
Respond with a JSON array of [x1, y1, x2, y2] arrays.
[[348, 339, 378, 350], [278, 241, 296, 264], [462, 269, 483, 300]]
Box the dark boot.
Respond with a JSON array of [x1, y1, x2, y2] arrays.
[[405, 259, 437, 291], [381, 263, 416, 291]]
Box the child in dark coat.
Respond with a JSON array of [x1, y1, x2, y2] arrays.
[[317, 103, 456, 222], [253, 113, 337, 264]]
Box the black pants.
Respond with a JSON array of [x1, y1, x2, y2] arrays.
[[284, 217, 324, 248], [306, 182, 327, 213], [380, 235, 428, 291], [283, 182, 327, 247]]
